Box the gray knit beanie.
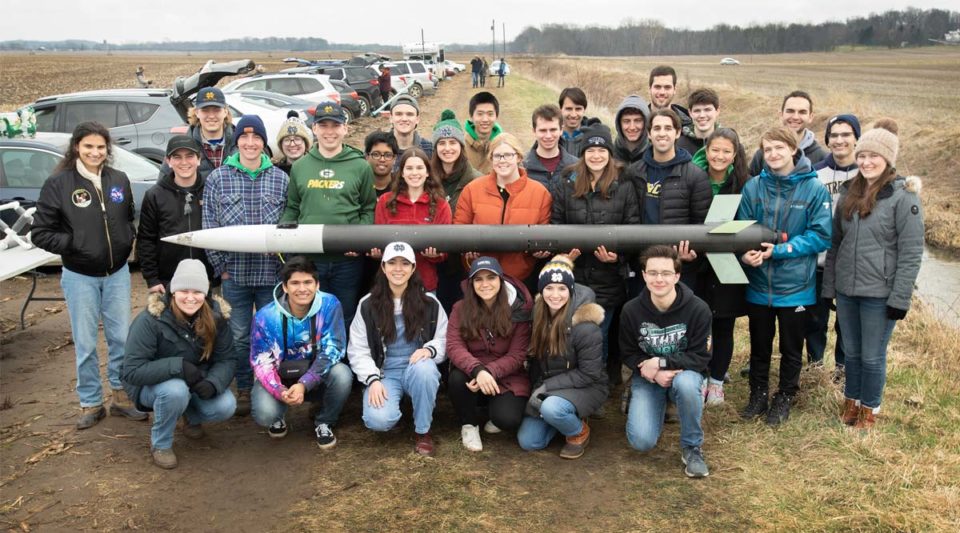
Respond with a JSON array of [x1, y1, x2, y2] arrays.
[[855, 120, 899, 168], [169, 259, 210, 295]]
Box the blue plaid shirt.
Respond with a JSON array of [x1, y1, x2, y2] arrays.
[[202, 153, 288, 287]]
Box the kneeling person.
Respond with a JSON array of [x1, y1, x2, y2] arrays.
[[250, 257, 352, 449], [348, 243, 447, 456], [620, 245, 712, 478], [122, 259, 238, 469]]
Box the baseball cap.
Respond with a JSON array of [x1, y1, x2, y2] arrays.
[[165, 135, 201, 157], [313, 101, 345, 124], [468, 256, 503, 278], [195, 87, 226, 109], [382, 241, 416, 264]]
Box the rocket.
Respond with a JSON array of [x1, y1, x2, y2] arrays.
[[163, 195, 769, 283]]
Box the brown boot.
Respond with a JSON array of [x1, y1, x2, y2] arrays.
[[559, 419, 590, 459], [110, 388, 148, 421], [76, 405, 106, 430], [854, 406, 876, 430], [841, 399, 860, 426]]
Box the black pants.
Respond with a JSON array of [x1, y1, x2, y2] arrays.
[[746, 303, 807, 396], [448, 368, 526, 430], [707, 316, 737, 382]]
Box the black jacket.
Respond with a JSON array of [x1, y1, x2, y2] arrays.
[[558, 116, 601, 158], [622, 152, 712, 225], [32, 165, 135, 276], [550, 175, 640, 309], [136, 171, 216, 288], [159, 124, 237, 180]]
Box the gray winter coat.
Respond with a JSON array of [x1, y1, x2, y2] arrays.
[[523, 144, 578, 188], [822, 176, 924, 312], [528, 284, 609, 417]]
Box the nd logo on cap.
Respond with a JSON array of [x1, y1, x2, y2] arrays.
[[323, 105, 334, 114], [203, 91, 216, 101]]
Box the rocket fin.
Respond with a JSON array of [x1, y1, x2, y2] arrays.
[[704, 194, 742, 223], [709, 220, 756, 234], [706, 253, 748, 284]]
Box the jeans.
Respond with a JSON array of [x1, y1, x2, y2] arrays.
[[626, 371, 705, 451], [746, 303, 807, 396], [447, 368, 527, 430], [250, 362, 353, 427], [517, 396, 583, 450], [60, 265, 130, 407], [314, 257, 364, 327], [836, 294, 896, 409], [139, 379, 236, 449], [362, 360, 441, 434], [221, 279, 275, 391], [471, 71, 479, 87]]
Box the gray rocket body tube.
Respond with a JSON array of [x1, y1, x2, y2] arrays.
[[163, 224, 776, 254]]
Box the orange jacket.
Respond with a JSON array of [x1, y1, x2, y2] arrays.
[[453, 169, 552, 280]]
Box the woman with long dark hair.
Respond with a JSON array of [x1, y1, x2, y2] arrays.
[[122, 259, 237, 469], [823, 120, 923, 430], [348, 242, 447, 456], [447, 256, 533, 452]]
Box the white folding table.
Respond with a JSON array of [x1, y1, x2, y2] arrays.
[[0, 247, 61, 329]]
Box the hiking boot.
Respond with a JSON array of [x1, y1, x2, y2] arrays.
[[740, 389, 769, 420], [268, 418, 288, 439], [461, 424, 482, 452], [235, 389, 251, 417], [841, 398, 860, 426], [854, 406, 877, 430], [483, 420, 502, 434], [559, 420, 590, 460], [681, 446, 710, 478], [704, 382, 725, 407], [765, 392, 793, 426], [109, 389, 148, 421], [315, 423, 337, 450], [414, 433, 435, 457], [151, 447, 178, 469], [832, 365, 846, 384], [76, 405, 106, 430], [182, 422, 205, 440]]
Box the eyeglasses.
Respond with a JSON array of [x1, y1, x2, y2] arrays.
[[368, 151, 396, 160], [281, 137, 304, 146], [644, 271, 677, 279], [491, 152, 517, 162]]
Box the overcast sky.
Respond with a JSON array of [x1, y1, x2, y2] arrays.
[[6, 1, 957, 45]]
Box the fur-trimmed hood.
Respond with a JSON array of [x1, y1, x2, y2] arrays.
[[146, 292, 232, 320], [903, 175, 922, 194], [534, 283, 605, 327]]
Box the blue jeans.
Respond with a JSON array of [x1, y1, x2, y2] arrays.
[[362, 360, 440, 434], [517, 396, 584, 450], [138, 379, 236, 449], [836, 294, 896, 409], [314, 257, 363, 327], [626, 371, 705, 451], [251, 362, 353, 427], [60, 265, 130, 407], [471, 71, 479, 87], [221, 279, 275, 391]]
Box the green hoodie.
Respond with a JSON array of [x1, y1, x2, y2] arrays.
[[692, 146, 732, 196], [464, 120, 502, 142], [224, 152, 272, 179]]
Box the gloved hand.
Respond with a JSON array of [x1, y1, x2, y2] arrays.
[[524, 384, 548, 418], [886, 306, 907, 321], [182, 360, 203, 386], [192, 380, 216, 400]]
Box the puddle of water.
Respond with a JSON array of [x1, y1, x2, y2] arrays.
[[915, 246, 960, 328]]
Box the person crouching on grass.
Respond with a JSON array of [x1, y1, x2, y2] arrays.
[[517, 256, 608, 459], [347, 242, 447, 456], [121, 259, 238, 469], [619, 245, 713, 478]]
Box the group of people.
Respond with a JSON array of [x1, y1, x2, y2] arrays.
[[31, 64, 923, 476]]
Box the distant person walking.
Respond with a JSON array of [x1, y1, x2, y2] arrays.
[[378, 66, 392, 104], [497, 58, 507, 88], [470, 57, 482, 88], [480, 58, 489, 87]]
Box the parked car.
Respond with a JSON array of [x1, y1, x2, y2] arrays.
[[374, 61, 436, 99], [329, 80, 362, 122], [488, 60, 511, 76], [30, 59, 256, 163], [222, 73, 340, 107], [720, 57, 741, 66], [222, 91, 312, 156], [443, 60, 466, 73], [282, 65, 382, 117]]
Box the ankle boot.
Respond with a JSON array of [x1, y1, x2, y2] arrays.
[[841, 399, 859, 426], [110, 388, 148, 421], [740, 388, 768, 420], [559, 420, 591, 459], [854, 406, 876, 430]]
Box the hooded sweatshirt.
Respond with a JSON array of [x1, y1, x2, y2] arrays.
[[640, 147, 693, 225], [812, 154, 859, 267], [464, 120, 503, 174], [613, 95, 651, 165], [619, 282, 713, 375]]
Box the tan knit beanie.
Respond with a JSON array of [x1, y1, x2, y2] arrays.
[[855, 119, 899, 167]]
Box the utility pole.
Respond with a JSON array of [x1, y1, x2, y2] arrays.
[[491, 19, 495, 59], [502, 23, 506, 58], [421, 28, 425, 58]]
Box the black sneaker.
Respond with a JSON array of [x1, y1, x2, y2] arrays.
[[765, 392, 793, 426], [268, 418, 287, 439], [740, 389, 769, 420], [315, 423, 337, 450], [681, 446, 709, 478]]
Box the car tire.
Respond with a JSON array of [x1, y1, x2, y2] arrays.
[[358, 95, 371, 117], [408, 83, 423, 99], [342, 107, 354, 124]]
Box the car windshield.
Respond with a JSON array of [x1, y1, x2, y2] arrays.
[[112, 148, 159, 182]]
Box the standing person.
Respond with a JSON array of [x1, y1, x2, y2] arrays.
[[282, 102, 377, 326], [137, 135, 216, 294], [523, 104, 579, 188], [272, 112, 312, 175], [32, 121, 147, 429], [249, 257, 352, 449], [447, 257, 533, 452], [496, 57, 507, 88], [748, 91, 829, 176], [480, 58, 489, 87], [202, 114, 289, 416], [463, 91, 502, 174], [454, 133, 553, 286], [823, 120, 922, 430], [738, 126, 832, 426], [161, 87, 236, 179], [612, 95, 651, 166], [364, 131, 400, 197], [373, 148, 451, 293], [378, 66, 392, 104], [121, 259, 237, 469], [677, 88, 721, 156], [620, 245, 713, 478], [647, 66, 694, 137], [551, 123, 639, 376], [430, 109, 481, 312], [348, 243, 448, 456], [557, 87, 600, 158], [388, 95, 433, 163], [810, 114, 861, 379], [691, 128, 751, 405], [470, 57, 482, 88], [518, 257, 608, 459]]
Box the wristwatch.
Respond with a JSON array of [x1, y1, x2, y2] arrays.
[[658, 357, 668, 369]]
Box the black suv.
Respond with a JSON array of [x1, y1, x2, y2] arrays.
[[283, 65, 382, 116]]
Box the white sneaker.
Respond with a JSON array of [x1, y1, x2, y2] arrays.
[[704, 383, 725, 407], [483, 420, 502, 434], [461, 424, 483, 452]]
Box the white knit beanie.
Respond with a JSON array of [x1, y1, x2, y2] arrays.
[[169, 259, 209, 295]]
